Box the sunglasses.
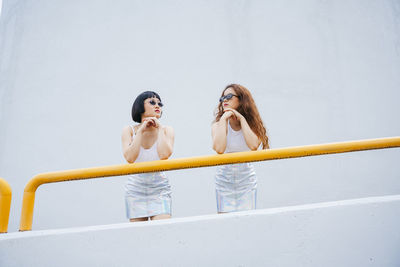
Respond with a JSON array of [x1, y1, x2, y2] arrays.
[[148, 99, 164, 107], [219, 93, 239, 102]]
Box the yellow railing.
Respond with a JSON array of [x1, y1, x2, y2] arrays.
[[20, 136, 400, 231], [0, 178, 12, 233]]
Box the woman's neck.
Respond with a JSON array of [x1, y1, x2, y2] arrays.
[[229, 118, 241, 130]]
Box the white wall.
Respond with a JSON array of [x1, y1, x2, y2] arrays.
[[0, 0, 399, 232], [1, 195, 400, 266]]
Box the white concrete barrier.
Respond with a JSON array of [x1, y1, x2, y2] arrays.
[[1, 195, 399, 266]]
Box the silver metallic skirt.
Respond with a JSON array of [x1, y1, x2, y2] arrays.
[[215, 163, 257, 213], [125, 172, 171, 219]]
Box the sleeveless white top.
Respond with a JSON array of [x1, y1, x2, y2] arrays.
[[215, 120, 257, 213], [125, 126, 171, 219], [130, 125, 160, 162], [225, 120, 250, 153]]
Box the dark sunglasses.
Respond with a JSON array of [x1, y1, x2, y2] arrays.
[[219, 93, 239, 102], [149, 99, 163, 107]]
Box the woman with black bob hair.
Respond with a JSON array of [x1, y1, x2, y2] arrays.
[[122, 91, 174, 222]]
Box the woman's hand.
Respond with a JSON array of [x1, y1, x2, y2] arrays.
[[137, 117, 160, 133], [147, 117, 161, 128], [221, 109, 235, 121], [223, 108, 244, 122]]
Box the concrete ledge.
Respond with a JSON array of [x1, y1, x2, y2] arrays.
[[1, 195, 400, 266]]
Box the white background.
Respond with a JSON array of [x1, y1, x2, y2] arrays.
[[0, 0, 399, 232]]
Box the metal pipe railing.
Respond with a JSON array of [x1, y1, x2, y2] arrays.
[[19, 136, 400, 231], [0, 178, 12, 233]]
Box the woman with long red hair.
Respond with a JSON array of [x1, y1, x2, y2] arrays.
[[212, 84, 269, 213]]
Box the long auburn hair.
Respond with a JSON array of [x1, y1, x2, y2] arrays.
[[214, 84, 269, 149]]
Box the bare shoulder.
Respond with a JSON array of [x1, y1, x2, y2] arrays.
[[122, 125, 133, 136], [163, 125, 174, 136]]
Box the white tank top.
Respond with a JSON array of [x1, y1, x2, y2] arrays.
[[131, 125, 160, 162], [225, 120, 250, 153]]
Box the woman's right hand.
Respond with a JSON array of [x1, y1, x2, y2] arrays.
[[221, 110, 235, 121], [137, 118, 155, 133]]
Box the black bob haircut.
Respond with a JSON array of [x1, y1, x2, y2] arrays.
[[131, 91, 162, 123]]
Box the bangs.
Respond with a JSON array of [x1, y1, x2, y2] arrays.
[[142, 91, 161, 102]]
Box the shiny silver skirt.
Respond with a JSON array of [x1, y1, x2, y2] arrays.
[[215, 163, 257, 213], [125, 172, 171, 219]]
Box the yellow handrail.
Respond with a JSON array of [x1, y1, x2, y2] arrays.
[[0, 178, 12, 233], [19, 136, 400, 231]]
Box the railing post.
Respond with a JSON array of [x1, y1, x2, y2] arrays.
[[19, 178, 41, 231], [19, 191, 36, 231], [0, 178, 12, 233]]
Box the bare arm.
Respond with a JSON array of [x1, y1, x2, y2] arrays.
[[121, 121, 150, 163], [225, 108, 261, 151], [157, 126, 175, 160], [238, 117, 261, 150], [122, 126, 140, 163], [212, 111, 234, 154]]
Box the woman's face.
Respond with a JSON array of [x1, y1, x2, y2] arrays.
[[142, 97, 163, 120], [221, 87, 240, 110]]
